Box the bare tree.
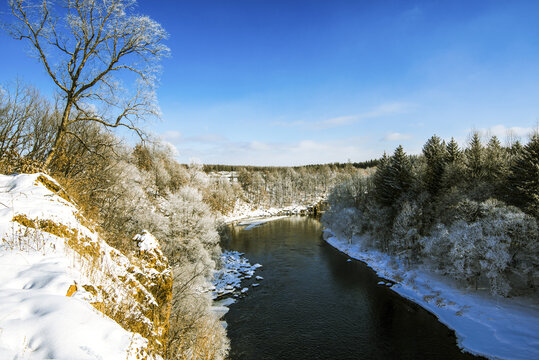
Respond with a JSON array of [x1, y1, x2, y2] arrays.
[[0, 79, 57, 162], [6, 0, 169, 167]]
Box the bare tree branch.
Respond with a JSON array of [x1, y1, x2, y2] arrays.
[[6, 0, 169, 167]]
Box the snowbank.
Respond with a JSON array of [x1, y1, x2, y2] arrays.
[[221, 199, 323, 224], [323, 229, 539, 360], [133, 230, 160, 251], [0, 173, 171, 359]]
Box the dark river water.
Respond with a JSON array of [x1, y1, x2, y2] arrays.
[[221, 216, 482, 360]]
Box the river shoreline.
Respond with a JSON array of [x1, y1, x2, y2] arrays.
[[323, 229, 539, 360], [223, 216, 485, 360]]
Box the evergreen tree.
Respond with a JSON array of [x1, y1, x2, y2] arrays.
[[422, 135, 447, 195], [446, 137, 462, 163], [385, 145, 413, 204], [373, 152, 392, 205], [465, 132, 484, 180], [508, 140, 523, 167], [484, 136, 508, 183], [441, 137, 465, 189], [507, 133, 539, 217]]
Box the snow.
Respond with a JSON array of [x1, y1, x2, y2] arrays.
[[133, 230, 160, 251], [238, 216, 288, 230], [0, 173, 159, 359], [323, 229, 539, 360], [212, 250, 262, 299], [221, 199, 322, 224]]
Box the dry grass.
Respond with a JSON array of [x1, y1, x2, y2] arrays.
[[11, 212, 173, 358]]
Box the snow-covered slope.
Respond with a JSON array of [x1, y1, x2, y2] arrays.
[[0, 173, 172, 359]]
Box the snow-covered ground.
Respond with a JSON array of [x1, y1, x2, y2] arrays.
[[323, 229, 539, 360], [0, 173, 163, 359], [221, 200, 322, 224]]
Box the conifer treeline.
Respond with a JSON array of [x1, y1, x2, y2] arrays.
[[202, 159, 379, 173], [323, 132, 539, 297]]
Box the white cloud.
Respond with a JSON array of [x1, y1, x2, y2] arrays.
[[270, 120, 307, 127], [272, 101, 416, 130], [479, 125, 534, 139], [174, 136, 381, 166], [315, 115, 358, 129], [383, 132, 412, 141], [160, 130, 182, 142]]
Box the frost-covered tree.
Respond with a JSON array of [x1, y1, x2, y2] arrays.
[[323, 132, 538, 298], [447, 220, 483, 288], [0, 81, 56, 164], [6, 0, 169, 167], [392, 201, 421, 262]]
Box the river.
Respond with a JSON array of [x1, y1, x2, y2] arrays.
[[221, 216, 482, 360]]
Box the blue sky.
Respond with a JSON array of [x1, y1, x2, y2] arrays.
[[1, 0, 539, 165]]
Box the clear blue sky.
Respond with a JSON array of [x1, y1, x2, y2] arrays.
[[1, 0, 539, 165]]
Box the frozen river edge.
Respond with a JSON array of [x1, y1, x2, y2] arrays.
[[323, 229, 539, 360]]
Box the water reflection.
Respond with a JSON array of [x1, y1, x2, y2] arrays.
[[223, 216, 482, 360]]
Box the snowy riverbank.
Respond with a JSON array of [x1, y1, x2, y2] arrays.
[[210, 248, 263, 327], [323, 229, 539, 360], [212, 250, 263, 300], [221, 199, 323, 224]]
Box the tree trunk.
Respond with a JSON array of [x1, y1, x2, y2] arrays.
[[44, 101, 72, 168]]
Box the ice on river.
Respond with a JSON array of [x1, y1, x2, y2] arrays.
[[212, 250, 261, 300], [238, 216, 288, 230]]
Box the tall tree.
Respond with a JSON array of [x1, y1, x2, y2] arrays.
[[7, 0, 169, 167], [446, 137, 462, 163], [465, 132, 484, 180], [484, 136, 508, 183], [384, 146, 413, 205], [422, 135, 447, 195], [373, 152, 392, 205], [507, 133, 539, 217]]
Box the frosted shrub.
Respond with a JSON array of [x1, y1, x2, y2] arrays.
[[327, 181, 357, 209], [478, 200, 538, 295], [163, 186, 220, 273], [447, 220, 483, 288], [322, 207, 361, 242], [480, 235, 511, 296], [420, 223, 452, 272], [392, 201, 421, 261], [432, 200, 538, 296]]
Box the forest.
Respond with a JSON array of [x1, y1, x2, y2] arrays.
[[1, 0, 537, 358], [322, 132, 539, 297], [0, 79, 363, 358]]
